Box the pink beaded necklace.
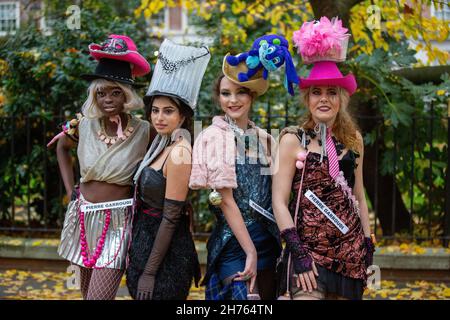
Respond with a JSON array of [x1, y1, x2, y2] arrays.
[[79, 207, 111, 268]]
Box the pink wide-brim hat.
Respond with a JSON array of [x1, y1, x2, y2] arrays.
[[88, 34, 150, 77], [299, 61, 357, 96]]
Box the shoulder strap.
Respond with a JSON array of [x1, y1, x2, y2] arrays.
[[160, 149, 172, 172], [160, 141, 192, 172]]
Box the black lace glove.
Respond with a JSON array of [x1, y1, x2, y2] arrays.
[[136, 198, 185, 300], [280, 227, 313, 274], [364, 237, 375, 268]]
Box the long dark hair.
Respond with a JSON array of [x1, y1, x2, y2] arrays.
[[145, 95, 194, 144]]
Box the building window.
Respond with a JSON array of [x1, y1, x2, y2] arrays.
[[0, 1, 19, 34], [147, 4, 187, 35], [168, 5, 182, 31], [432, 0, 450, 20]]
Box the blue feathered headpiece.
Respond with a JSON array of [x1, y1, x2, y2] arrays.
[[225, 34, 299, 96]]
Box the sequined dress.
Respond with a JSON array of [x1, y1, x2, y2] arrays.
[[203, 137, 281, 290]]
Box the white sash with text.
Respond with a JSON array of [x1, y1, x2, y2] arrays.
[[81, 198, 134, 213], [304, 190, 349, 234], [249, 199, 276, 223]]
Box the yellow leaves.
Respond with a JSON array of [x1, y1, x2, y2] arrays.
[[231, 0, 246, 15], [220, 17, 247, 45], [257, 107, 267, 118], [136, 0, 165, 18], [197, 1, 214, 21], [443, 287, 450, 298], [220, 3, 226, 13], [31, 239, 60, 247], [381, 280, 396, 289], [378, 290, 389, 299], [31, 240, 43, 247], [183, 0, 200, 14], [364, 280, 450, 300], [347, 0, 449, 65], [0, 238, 24, 246], [167, 0, 178, 7], [0, 269, 81, 299], [246, 14, 254, 26], [36, 61, 57, 79], [413, 246, 426, 255], [0, 58, 8, 76], [269, 6, 284, 26], [143, 8, 151, 18], [379, 243, 429, 255]]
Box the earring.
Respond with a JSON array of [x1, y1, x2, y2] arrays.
[[314, 122, 320, 134]]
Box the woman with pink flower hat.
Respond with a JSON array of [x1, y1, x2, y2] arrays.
[[272, 17, 375, 300], [48, 34, 151, 299]]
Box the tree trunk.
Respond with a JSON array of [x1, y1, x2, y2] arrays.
[[309, 0, 364, 26]]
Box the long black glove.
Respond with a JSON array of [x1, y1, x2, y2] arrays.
[[280, 227, 313, 274], [136, 198, 185, 300], [364, 237, 376, 268]]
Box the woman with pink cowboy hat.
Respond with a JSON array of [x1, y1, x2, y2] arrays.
[[272, 17, 375, 300], [48, 34, 151, 299]]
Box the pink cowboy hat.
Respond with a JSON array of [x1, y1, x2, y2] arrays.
[[299, 61, 357, 96], [88, 34, 150, 77]]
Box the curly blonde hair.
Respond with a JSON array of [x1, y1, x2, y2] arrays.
[[299, 86, 362, 153], [82, 79, 144, 119]]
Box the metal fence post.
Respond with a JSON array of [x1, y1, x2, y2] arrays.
[[444, 99, 450, 247]]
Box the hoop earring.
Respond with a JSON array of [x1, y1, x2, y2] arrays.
[[314, 122, 320, 134]]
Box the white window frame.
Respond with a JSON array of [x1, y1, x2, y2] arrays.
[[431, 0, 450, 21], [0, 1, 20, 36]]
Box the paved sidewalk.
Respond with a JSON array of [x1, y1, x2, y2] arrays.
[[1, 268, 449, 300], [1, 237, 449, 300]]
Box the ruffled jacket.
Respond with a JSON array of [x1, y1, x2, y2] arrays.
[[189, 115, 275, 190]]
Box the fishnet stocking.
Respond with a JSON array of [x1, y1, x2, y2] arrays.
[[79, 266, 93, 300], [79, 268, 124, 300]]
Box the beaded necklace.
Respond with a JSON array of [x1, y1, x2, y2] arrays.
[[97, 114, 134, 145]]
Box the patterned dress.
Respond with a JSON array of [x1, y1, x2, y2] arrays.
[[204, 138, 281, 300], [280, 127, 367, 300]]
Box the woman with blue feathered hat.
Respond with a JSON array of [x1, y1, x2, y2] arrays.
[[189, 34, 297, 300]]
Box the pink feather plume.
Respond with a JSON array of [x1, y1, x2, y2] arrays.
[[292, 17, 349, 60]]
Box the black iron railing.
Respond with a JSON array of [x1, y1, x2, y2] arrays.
[[0, 102, 448, 244]]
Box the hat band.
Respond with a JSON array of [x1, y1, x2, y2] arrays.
[[89, 48, 141, 57], [157, 48, 210, 74], [100, 37, 129, 53], [100, 74, 134, 83]]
